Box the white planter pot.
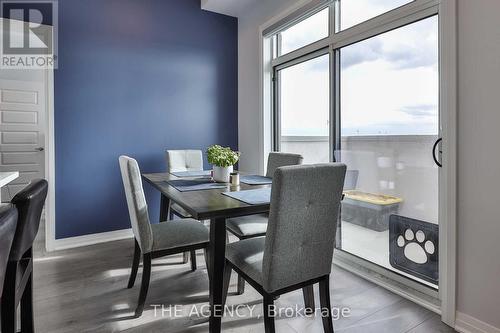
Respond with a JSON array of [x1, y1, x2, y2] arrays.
[[213, 166, 233, 183]]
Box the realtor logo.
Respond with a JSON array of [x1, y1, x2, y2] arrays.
[[0, 0, 58, 68]]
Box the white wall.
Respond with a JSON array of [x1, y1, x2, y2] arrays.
[[236, 0, 500, 330], [237, 0, 302, 173], [456, 0, 500, 329]]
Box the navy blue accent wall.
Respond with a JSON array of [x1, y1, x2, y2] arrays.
[[55, 0, 237, 238]]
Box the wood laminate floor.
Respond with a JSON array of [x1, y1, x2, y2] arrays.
[[31, 228, 455, 333]]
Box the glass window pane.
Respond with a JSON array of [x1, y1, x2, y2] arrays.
[[341, 17, 439, 136], [279, 8, 329, 56], [279, 54, 330, 163], [338, 17, 439, 287], [339, 0, 414, 31]]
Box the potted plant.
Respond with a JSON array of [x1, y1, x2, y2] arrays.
[[207, 145, 240, 183]]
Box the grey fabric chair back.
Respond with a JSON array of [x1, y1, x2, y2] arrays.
[[0, 204, 17, 298], [344, 170, 359, 191], [119, 156, 153, 253], [262, 163, 346, 293], [166, 150, 203, 172], [265, 152, 303, 178]]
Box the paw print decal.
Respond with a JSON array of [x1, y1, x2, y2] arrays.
[[396, 229, 435, 264], [389, 215, 439, 284]]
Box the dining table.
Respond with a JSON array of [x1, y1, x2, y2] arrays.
[[142, 171, 272, 333], [0, 171, 19, 202]]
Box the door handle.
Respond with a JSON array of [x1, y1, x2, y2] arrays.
[[432, 138, 442, 167], [35, 147, 45, 152]]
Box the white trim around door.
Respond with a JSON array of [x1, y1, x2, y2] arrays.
[[438, 0, 458, 327], [45, 52, 56, 252]]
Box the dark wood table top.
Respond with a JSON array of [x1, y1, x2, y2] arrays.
[[142, 172, 271, 220]]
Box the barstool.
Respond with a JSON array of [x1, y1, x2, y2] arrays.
[[1, 179, 48, 333], [0, 204, 18, 308]]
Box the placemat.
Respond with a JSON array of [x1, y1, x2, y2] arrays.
[[170, 170, 212, 178], [240, 175, 273, 185], [167, 179, 227, 192], [222, 188, 271, 205]]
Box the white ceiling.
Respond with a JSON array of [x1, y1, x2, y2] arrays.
[[201, 0, 258, 17]]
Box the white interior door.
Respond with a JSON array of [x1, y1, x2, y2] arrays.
[[0, 78, 46, 201]]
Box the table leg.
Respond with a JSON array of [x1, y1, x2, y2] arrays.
[[209, 217, 226, 333], [159, 194, 171, 222]]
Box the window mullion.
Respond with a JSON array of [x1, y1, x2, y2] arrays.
[[329, 1, 336, 37]]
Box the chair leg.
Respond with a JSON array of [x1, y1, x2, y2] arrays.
[[222, 261, 232, 306], [1, 261, 18, 333], [190, 250, 197, 271], [21, 271, 34, 333], [319, 275, 334, 333], [128, 239, 141, 289], [303, 285, 315, 315], [237, 275, 245, 295], [135, 253, 152, 317], [227, 232, 246, 295], [263, 295, 276, 333], [203, 248, 211, 278]]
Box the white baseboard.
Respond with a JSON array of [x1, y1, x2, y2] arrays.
[[456, 312, 500, 333], [46, 228, 133, 252]]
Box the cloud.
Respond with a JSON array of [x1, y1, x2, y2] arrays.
[[341, 38, 383, 69], [341, 17, 438, 70], [385, 47, 437, 69], [401, 104, 437, 117], [306, 57, 329, 72], [341, 39, 437, 70]]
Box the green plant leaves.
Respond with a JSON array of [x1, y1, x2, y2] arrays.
[[207, 145, 240, 167]]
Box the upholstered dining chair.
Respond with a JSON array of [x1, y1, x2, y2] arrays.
[[165, 149, 203, 219], [225, 152, 303, 294], [119, 156, 209, 317], [1, 179, 48, 333], [223, 164, 346, 333], [0, 205, 17, 314], [165, 149, 204, 266]]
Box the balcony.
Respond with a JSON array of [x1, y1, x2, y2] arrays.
[[281, 134, 439, 287]]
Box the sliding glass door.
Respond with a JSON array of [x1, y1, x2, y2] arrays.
[[270, 2, 441, 289], [337, 16, 439, 287]]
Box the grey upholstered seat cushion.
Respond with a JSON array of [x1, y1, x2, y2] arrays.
[[171, 203, 191, 218], [151, 219, 209, 251], [225, 237, 266, 285], [226, 214, 268, 238]]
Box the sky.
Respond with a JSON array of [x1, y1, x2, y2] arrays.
[[279, 1, 439, 137]]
